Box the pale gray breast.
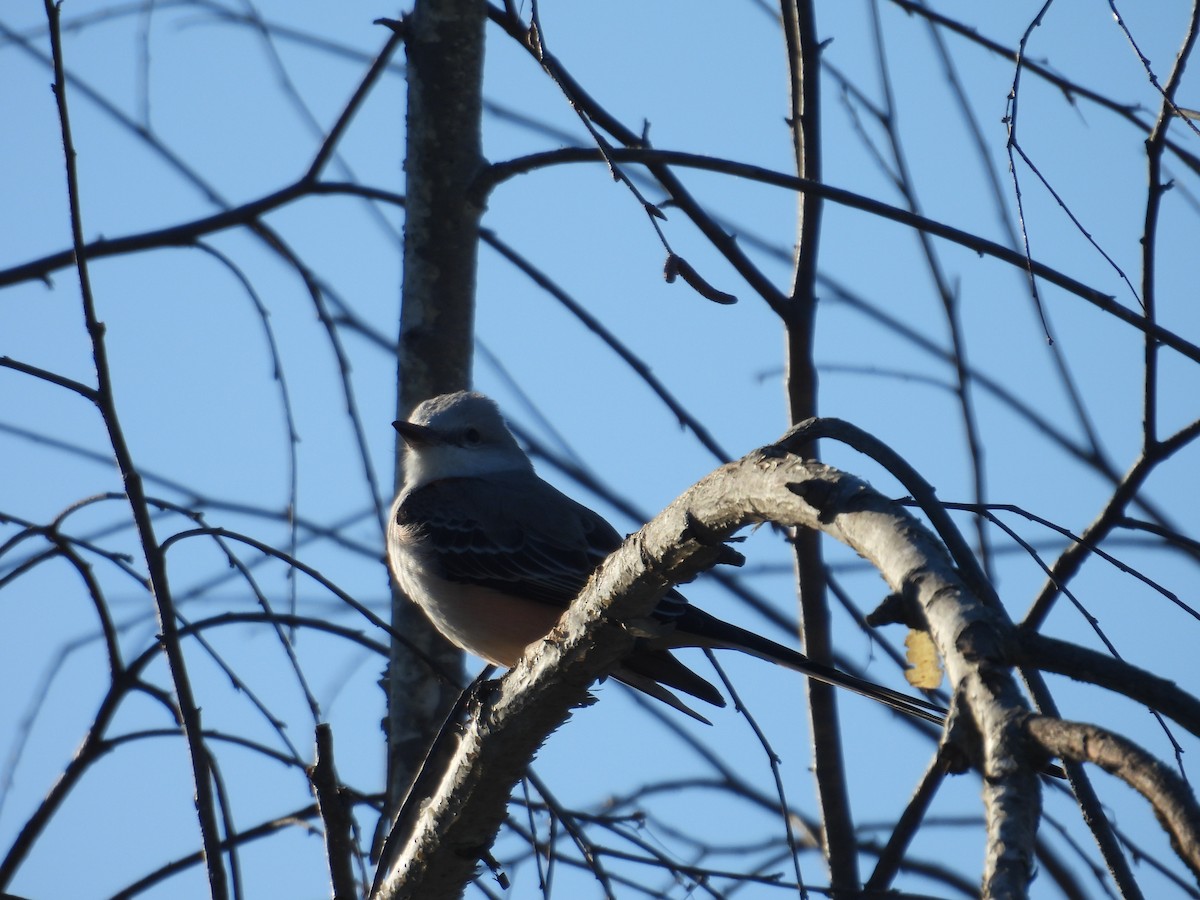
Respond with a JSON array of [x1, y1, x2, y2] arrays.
[[386, 492, 439, 602]]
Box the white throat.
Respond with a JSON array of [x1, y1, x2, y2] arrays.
[[403, 443, 532, 491]]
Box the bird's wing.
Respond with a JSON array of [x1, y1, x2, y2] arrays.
[[398, 474, 689, 621]]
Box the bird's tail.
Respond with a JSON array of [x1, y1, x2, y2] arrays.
[[677, 607, 947, 725], [614, 646, 726, 724]]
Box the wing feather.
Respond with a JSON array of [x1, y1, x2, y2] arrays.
[[396, 475, 687, 621]]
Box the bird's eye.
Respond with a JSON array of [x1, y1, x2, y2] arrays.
[[463, 427, 482, 445]]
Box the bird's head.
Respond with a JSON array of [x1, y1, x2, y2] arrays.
[[394, 391, 533, 488]]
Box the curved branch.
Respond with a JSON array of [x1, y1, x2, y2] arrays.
[[474, 148, 1200, 365], [0, 180, 404, 289], [1026, 716, 1200, 881], [1021, 633, 1200, 739], [888, 0, 1200, 177], [371, 424, 1041, 899], [40, 3, 229, 893]]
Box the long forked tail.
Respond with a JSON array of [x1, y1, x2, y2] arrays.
[[677, 607, 947, 726]]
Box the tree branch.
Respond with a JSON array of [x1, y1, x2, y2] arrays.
[[309, 724, 359, 900], [1026, 716, 1200, 881], [40, 2, 229, 894], [371, 423, 1040, 898], [380, 0, 486, 866], [1020, 633, 1200, 738]]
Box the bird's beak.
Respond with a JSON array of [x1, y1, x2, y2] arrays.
[[392, 420, 439, 447]]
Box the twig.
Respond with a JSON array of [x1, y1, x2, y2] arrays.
[[41, 2, 228, 894], [310, 724, 359, 900]]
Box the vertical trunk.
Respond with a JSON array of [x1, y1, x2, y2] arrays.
[[381, 0, 487, 851], [780, 0, 858, 891]]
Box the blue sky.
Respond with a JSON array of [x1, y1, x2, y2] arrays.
[[2, 1, 1199, 897]]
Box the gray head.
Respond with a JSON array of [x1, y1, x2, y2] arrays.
[[394, 391, 532, 487]]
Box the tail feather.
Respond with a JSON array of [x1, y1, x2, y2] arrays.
[[618, 645, 727, 708], [676, 607, 947, 726], [612, 668, 715, 725]]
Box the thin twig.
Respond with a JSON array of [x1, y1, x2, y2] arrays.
[[41, 2, 229, 894]]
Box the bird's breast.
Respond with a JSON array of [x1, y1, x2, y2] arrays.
[[386, 499, 561, 667]]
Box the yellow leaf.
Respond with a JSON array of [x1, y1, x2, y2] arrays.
[[904, 629, 943, 689]]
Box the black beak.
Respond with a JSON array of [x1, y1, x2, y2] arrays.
[[392, 420, 439, 447]]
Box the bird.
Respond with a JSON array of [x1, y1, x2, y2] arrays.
[[386, 391, 946, 726]]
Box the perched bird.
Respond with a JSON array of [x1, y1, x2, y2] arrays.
[[387, 391, 945, 725]]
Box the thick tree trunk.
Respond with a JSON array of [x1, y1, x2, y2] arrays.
[[380, 0, 488, 861]]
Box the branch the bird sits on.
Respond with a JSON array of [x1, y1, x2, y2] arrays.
[[387, 391, 946, 726]]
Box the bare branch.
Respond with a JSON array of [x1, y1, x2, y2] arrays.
[[1021, 633, 1200, 739], [309, 724, 359, 900], [372, 424, 1041, 898], [40, 2, 228, 893], [1026, 717, 1200, 881], [476, 147, 1200, 364]]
